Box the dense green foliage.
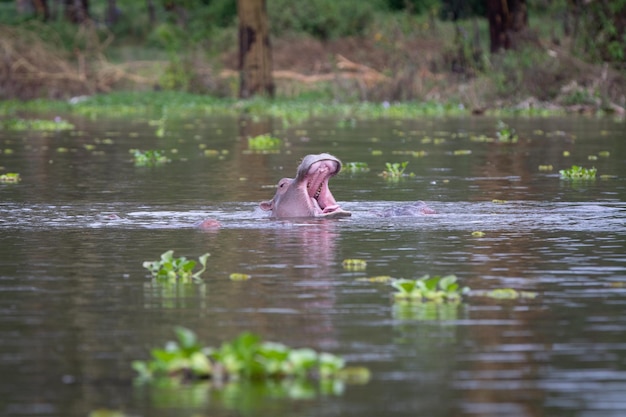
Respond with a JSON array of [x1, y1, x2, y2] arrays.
[[269, 0, 383, 39], [577, 0, 626, 66], [1, 0, 624, 107]]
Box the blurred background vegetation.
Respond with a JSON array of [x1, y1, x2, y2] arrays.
[[0, 0, 625, 111]]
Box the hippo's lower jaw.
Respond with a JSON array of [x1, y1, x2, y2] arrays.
[[315, 206, 352, 218]]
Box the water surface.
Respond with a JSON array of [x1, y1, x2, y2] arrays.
[[1, 112, 625, 417]]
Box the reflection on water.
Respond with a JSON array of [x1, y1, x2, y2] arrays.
[[0, 114, 625, 417]]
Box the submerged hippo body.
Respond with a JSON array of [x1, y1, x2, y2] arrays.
[[376, 201, 436, 217], [260, 153, 352, 219]]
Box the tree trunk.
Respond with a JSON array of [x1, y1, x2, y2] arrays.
[[146, 0, 156, 25], [16, 0, 49, 20], [237, 0, 274, 98], [64, 0, 89, 24], [487, 0, 528, 53], [106, 0, 118, 26]]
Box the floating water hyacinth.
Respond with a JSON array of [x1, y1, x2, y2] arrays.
[[391, 274, 469, 303], [247, 134, 282, 151], [380, 161, 414, 180], [132, 328, 370, 385], [131, 149, 170, 166], [343, 162, 370, 173], [496, 120, 518, 143], [559, 165, 597, 180], [142, 251, 209, 283]]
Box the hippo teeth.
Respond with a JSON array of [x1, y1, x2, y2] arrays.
[[314, 184, 322, 200]]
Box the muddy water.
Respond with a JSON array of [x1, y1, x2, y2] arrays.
[[0, 112, 625, 417]]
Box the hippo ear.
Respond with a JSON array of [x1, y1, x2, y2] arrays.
[[259, 200, 273, 211]]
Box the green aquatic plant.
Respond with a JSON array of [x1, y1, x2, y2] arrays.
[[247, 134, 282, 151], [392, 300, 462, 321], [342, 259, 367, 271], [356, 276, 394, 283], [131, 149, 170, 166], [132, 326, 212, 380], [380, 161, 413, 180], [559, 165, 597, 180], [1, 117, 75, 131], [142, 250, 209, 283], [343, 162, 370, 173], [391, 274, 469, 302], [132, 328, 369, 385], [229, 273, 251, 281], [480, 288, 538, 299], [496, 120, 518, 143], [392, 150, 427, 157], [0, 173, 21, 183]]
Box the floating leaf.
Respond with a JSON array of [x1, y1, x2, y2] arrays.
[[485, 288, 538, 299], [342, 259, 367, 270], [229, 273, 251, 281], [174, 326, 198, 351], [356, 275, 393, 283], [0, 173, 21, 183], [337, 367, 371, 384]]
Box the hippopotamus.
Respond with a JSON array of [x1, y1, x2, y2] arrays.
[[260, 153, 351, 218], [197, 152, 434, 229]]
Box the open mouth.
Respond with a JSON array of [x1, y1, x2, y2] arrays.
[[304, 159, 344, 215]]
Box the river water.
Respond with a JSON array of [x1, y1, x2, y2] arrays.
[[0, 111, 625, 417]]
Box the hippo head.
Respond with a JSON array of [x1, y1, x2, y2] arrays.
[[260, 153, 352, 219]]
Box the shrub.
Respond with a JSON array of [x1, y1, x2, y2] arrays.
[[268, 0, 384, 40]]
